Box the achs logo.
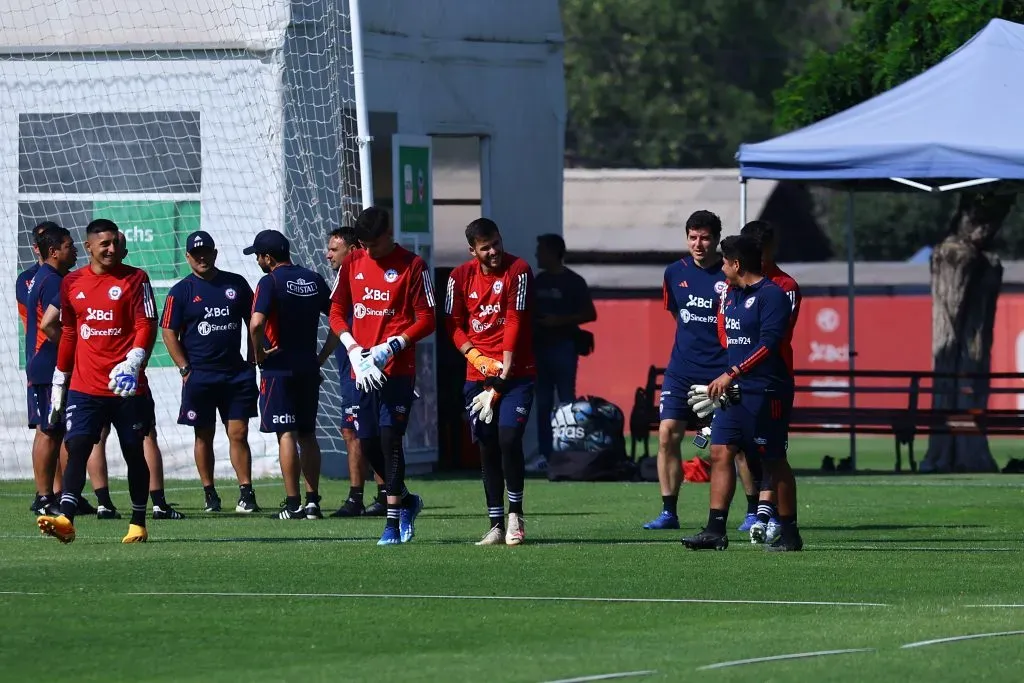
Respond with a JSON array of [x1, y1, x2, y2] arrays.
[[272, 414, 296, 424], [714, 281, 728, 294], [363, 287, 390, 301], [85, 308, 114, 321], [745, 297, 756, 309], [353, 303, 395, 319], [79, 324, 121, 340], [384, 269, 399, 283], [492, 280, 503, 294], [225, 288, 237, 301], [286, 278, 317, 296], [204, 306, 230, 319], [108, 286, 122, 301]]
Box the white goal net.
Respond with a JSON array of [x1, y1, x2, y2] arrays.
[[1, 0, 364, 479]]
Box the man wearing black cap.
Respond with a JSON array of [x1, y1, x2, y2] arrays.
[[245, 229, 334, 520], [161, 231, 260, 513]]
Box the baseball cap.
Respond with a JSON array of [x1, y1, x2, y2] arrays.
[[185, 230, 215, 253], [242, 229, 290, 256]]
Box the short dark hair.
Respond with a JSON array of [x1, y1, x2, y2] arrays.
[[86, 218, 119, 236], [537, 233, 566, 260], [685, 210, 722, 239], [740, 220, 775, 248], [465, 218, 500, 246], [720, 235, 762, 275], [33, 221, 62, 251], [330, 226, 359, 249], [354, 207, 390, 243], [37, 226, 72, 259]]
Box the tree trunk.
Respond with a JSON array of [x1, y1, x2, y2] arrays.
[[923, 192, 1014, 473]]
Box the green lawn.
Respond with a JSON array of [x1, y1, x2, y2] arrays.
[[1, 436, 1022, 682]]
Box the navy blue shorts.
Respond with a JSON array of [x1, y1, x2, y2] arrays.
[[353, 375, 415, 440], [64, 390, 154, 448], [710, 390, 792, 460], [463, 378, 534, 441], [27, 384, 64, 435], [179, 366, 258, 428], [338, 373, 359, 432], [658, 370, 708, 429], [259, 372, 321, 434]]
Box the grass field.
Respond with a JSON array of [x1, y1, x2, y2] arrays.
[[1, 436, 1022, 682]]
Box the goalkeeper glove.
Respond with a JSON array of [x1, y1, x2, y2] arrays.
[[340, 333, 387, 392], [108, 348, 147, 397], [466, 348, 503, 378], [48, 368, 70, 426], [687, 384, 741, 419], [367, 336, 406, 369], [469, 387, 500, 424]]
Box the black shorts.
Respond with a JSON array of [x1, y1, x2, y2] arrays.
[[179, 366, 258, 428]]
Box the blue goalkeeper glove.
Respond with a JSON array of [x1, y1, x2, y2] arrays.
[[108, 348, 147, 397], [367, 336, 406, 369]]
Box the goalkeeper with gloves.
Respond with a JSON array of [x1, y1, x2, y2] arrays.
[[446, 219, 535, 546], [681, 234, 803, 552], [329, 208, 434, 545], [37, 219, 158, 545]]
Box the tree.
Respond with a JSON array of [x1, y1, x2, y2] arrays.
[[776, 0, 1024, 472], [561, 0, 855, 168]]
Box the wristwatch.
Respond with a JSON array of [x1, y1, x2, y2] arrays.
[[178, 364, 191, 377]]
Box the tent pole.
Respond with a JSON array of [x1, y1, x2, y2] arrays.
[[846, 192, 856, 470], [739, 178, 748, 226]]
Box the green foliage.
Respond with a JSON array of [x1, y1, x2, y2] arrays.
[[562, 0, 855, 168], [776, 0, 1024, 130]]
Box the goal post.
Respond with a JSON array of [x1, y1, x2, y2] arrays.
[[1, 0, 368, 480]]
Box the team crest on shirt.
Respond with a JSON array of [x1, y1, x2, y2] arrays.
[[384, 269, 399, 283], [108, 286, 122, 301], [745, 297, 756, 308], [714, 281, 728, 294], [225, 287, 237, 300], [492, 280, 503, 294], [26, 278, 35, 293]]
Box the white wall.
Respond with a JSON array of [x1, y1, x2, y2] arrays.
[[363, 0, 566, 266]]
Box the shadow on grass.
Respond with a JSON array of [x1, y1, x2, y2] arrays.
[[153, 535, 677, 546], [804, 524, 986, 531]]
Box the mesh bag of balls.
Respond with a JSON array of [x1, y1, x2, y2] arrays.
[[547, 397, 633, 481]]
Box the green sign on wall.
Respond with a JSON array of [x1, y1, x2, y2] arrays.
[[395, 143, 431, 235]]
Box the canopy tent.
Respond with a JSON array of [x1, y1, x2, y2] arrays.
[[734, 18, 1024, 465]]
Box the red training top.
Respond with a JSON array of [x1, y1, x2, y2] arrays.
[[445, 253, 536, 381], [329, 244, 436, 377], [57, 264, 157, 396]]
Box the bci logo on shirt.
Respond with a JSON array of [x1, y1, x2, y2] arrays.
[[725, 317, 741, 331], [686, 295, 714, 309], [85, 308, 114, 321], [286, 279, 317, 296], [203, 306, 230, 319], [363, 288, 391, 301]]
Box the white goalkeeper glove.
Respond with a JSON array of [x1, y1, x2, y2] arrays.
[[341, 333, 387, 393], [469, 388, 500, 424], [687, 384, 741, 419], [48, 368, 70, 426], [367, 336, 406, 369], [108, 348, 147, 397]]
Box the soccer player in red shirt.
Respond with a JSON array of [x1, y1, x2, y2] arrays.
[[329, 207, 435, 545], [445, 219, 535, 545], [725, 220, 802, 544], [36, 219, 159, 544]]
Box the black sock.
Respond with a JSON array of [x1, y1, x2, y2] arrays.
[[239, 483, 254, 500], [305, 491, 320, 505], [780, 514, 798, 528], [508, 490, 524, 516], [130, 506, 147, 527], [386, 504, 400, 529], [286, 495, 301, 511], [375, 485, 386, 503], [203, 484, 217, 498], [488, 507, 504, 529], [662, 495, 678, 517], [94, 486, 114, 509], [150, 489, 167, 508], [401, 491, 418, 509], [757, 502, 775, 524], [348, 486, 364, 504], [59, 493, 78, 521], [706, 508, 728, 535], [745, 494, 758, 516], [55, 489, 63, 500]]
